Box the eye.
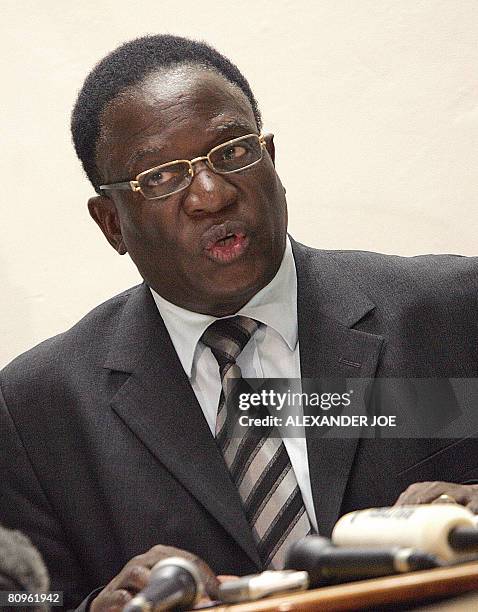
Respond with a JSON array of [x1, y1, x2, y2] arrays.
[[221, 144, 247, 161], [144, 167, 180, 187]]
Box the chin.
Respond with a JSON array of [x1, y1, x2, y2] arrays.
[[199, 268, 272, 311]]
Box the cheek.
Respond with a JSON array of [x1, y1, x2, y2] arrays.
[[260, 188, 287, 234], [253, 167, 286, 221], [119, 200, 177, 246], [121, 211, 193, 275]]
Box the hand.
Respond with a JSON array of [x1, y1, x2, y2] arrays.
[[394, 481, 478, 513], [90, 544, 220, 612]]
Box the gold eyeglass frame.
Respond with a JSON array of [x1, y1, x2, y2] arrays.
[[99, 133, 267, 201]]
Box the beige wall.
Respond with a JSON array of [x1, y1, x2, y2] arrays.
[[1, 0, 477, 367]]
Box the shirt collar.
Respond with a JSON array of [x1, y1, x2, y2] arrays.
[[150, 236, 298, 377]]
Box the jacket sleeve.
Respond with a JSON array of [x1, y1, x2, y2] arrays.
[[0, 383, 89, 610], [73, 587, 104, 611]]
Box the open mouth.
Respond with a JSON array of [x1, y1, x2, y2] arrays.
[[209, 232, 248, 262], [217, 234, 237, 247], [201, 222, 250, 264]]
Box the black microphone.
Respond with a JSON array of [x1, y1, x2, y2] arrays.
[[123, 557, 205, 612], [284, 536, 440, 587], [448, 526, 478, 552], [0, 524, 50, 612]]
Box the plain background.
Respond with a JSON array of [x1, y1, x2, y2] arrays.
[[1, 1, 477, 367]]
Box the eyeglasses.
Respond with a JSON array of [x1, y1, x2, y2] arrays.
[[99, 133, 267, 201]]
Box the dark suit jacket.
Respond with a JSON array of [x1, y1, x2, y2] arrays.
[[1, 240, 478, 609]]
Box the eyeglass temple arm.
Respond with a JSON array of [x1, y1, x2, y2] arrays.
[[99, 180, 140, 192]]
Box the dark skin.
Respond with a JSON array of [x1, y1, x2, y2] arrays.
[[90, 66, 287, 317], [86, 65, 478, 610], [394, 482, 478, 513]]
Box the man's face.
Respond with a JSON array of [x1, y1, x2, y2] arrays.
[[92, 66, 288, 316]]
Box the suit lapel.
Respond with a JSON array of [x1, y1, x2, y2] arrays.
[[104, 285, 261, 568], [103, 239, 385, 548], [292, 240, 384, 536]]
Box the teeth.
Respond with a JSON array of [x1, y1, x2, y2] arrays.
[[217, 234, 235, 246]]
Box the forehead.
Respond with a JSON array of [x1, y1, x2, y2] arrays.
[[97, 65, 257, 175]]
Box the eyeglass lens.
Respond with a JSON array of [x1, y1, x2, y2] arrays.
[[138, 135, 263, 199]]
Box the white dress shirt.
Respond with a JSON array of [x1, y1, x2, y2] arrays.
[[150, 237, 318, 531]]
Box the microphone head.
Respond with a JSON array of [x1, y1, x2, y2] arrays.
[[124, 555, 217, 612], [284, 533, 441, 588], [0, 525, 49, 593], [151, 555, 218, 599], [284, 535, 332, 572], [0, 524, 50, 612]]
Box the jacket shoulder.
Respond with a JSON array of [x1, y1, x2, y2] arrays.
[[298, 243, 478, 301], [0, 284, 142, 392]]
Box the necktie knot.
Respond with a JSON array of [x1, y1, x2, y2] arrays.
[[201, 316, 261, 367]]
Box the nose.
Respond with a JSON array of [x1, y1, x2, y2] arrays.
[[182, 160, 237, 216]]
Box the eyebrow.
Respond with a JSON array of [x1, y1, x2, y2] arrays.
[[214, 119, 256, 134], [126, 146, 165, 172], [125, 120, 256, 173]]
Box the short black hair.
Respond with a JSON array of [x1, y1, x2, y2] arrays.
[[71, 34, 262, 193]]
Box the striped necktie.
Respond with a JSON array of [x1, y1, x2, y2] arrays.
[[201, 315, 312, 569]]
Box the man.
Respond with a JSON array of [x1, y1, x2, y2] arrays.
[[1, 34, 478, 611]]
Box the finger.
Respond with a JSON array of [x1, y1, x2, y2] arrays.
[[410, 486, 452, 504], [428, 486, 476, 506], [394, 482, 457, 506], [93, 588, 132, 612], [109, 589, 133, 610], [134, 544, 197, 569], [217, 575, 239, 583], [395, 482, 475, 507], [466, 501, 478, 514], [394, 482, 436, 505], [118, 564, 151, 593]]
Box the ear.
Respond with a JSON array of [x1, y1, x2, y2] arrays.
[[88, 195, 127, 255], [264, 133, 276, 166]]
